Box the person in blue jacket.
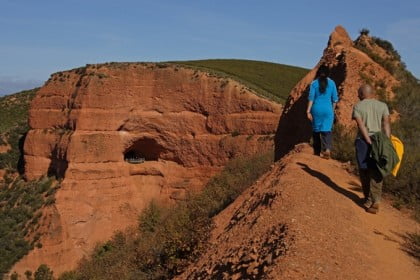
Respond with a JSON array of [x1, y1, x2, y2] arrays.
[[306, 65, 339, 158]]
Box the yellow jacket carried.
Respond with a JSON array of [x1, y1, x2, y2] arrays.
[[390, 135, 404, 177]]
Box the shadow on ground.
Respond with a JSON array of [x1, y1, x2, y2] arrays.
[[297, 162, 364, 209]]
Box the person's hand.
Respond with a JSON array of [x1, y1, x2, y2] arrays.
[[366, 137, 372, 145], [306, 112, 313, 121]]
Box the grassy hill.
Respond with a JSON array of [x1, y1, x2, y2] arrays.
[[171, 59, 308, 103]]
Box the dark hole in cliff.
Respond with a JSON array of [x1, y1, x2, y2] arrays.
[[17, 132, 27, 175], [47, 146, 68, 179], [329, 57, 346, 96], [124, 138, 163, 163]]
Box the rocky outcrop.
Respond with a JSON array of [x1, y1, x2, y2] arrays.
[[15, 63, 281, 274], [275, 26, 399, 159]]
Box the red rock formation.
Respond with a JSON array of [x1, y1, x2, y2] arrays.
[[14, 63, 281, 274], [275, 26, 398, 159]]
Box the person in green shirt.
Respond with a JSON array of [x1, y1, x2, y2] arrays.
[[352, 84, 391, 214]]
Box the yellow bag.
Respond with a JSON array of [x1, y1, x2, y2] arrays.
[[390, 135, 404, 177]]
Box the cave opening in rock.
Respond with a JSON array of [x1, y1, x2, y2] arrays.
[[124, 138, 163, 163]]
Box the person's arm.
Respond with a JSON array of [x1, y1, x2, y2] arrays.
[[354, 117, 372, 144], [331, 80, 339, 110], [382, 115, 391, 138], [307, 100, 313, 121], [307, 82, 315, 121]]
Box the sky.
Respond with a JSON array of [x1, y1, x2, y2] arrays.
[[1, 0, 419, 95]]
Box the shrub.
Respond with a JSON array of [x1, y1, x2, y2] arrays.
[[359, 28, 370, 36], [0, 177, 58, 278], [10, 272, 18, 280], [34, 264, 53, 280], [0, 88, 36, 171], [332, 124, 356, 164], [384, 78, 420, 213], [402, 232, 420, 260], [372, 36, 401, 60], [58, 271, 78, 280], [25, 270, 33, 280], [61, 151, 274, 279]]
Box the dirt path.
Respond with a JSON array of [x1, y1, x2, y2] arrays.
[[177, 144, 419, 280], [294, 149, 419, 280]]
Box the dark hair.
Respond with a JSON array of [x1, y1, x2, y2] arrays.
[[317, 65, 329, 93]]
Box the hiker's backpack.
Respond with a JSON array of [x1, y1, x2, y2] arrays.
[[390, 135, 404, 177]]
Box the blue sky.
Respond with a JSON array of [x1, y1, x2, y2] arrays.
[[0, 0, 419, 95]]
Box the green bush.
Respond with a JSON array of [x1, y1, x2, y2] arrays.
[[34, 264, 53, 280], [384, 77, 420, 214], [10, 271, 19, 280], [332, 124, 356, 164], [60, 151, 274, 279], [0, 177, 58, 278], [372, 36, 401, 61], [0, 89, 37, 171], [359, 28, 370, 36]]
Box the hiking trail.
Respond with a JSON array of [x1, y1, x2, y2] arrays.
[[177, 144, 419, 280]]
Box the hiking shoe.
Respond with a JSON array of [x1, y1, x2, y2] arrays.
[[366, 203, 379, 214], [363, 198, 373, 209], [321, 150, 331, 159]]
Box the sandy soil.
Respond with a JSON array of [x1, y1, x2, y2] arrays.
[[177, 144, 419, 280]]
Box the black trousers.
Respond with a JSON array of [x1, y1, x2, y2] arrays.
[[312, 131, 332, 156]]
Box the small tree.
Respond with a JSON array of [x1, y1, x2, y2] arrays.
[[34, 265, 53, 280], [11, 272, 19, 280], [24, 270, 32, 280], [359, 28, 370, 36]]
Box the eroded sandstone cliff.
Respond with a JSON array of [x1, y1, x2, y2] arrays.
[[15, 63, 281, 274]]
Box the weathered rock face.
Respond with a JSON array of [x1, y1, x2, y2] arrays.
[[15, 63, 281, 274], [275, 26, 398, 159]]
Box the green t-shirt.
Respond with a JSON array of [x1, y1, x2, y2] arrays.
[[352, 99, 390, 136]]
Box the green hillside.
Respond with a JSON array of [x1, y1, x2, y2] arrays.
[[0, 89, 37, 171], [172, 59, 308, 103]]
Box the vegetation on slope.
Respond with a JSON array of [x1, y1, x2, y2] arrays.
[[0, 89, 37, 171], [333, 30, 420, 220], [58, 152, 274, 280], [332, 30, 420, 257], [0, 61, 304, 277], [0, 176, 59, 278], [172, 59, 308, 103], [356, 31, 419, 214], [0, 88, 62, 278]]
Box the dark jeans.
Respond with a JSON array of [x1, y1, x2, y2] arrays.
[[355, 138, 383, 203], [312, 131, 332, 156]]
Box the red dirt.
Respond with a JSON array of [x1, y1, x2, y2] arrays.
[[14, 64, 281, 275], [177, 144, 420, 280], [0, 144, 10, 154]]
